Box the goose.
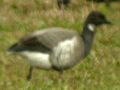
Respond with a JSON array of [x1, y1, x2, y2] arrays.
[[57, 0, 70, 9], [7, 11, 111, 80], [86, 0, 119, 6]]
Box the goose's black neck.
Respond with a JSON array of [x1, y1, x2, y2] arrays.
[[81, 23, 96, 57]]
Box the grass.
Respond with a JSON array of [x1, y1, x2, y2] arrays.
[[0, 0, 120, 90]]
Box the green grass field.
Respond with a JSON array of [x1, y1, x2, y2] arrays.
[[0, 0, 120, 90]]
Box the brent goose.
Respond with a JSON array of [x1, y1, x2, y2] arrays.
[[7, 11, 111, 80], [57, 0, 70, 9], [86, 0, 119, 6]]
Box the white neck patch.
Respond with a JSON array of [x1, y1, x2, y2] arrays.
[[88, 24, 96, 32]]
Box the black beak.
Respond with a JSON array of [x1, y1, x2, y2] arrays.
[[105, 20, 112, 24]]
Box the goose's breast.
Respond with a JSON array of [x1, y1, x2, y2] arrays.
[[50, 36, 85, 69]]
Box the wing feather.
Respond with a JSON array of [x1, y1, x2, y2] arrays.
[[10, 28, 80, 53]]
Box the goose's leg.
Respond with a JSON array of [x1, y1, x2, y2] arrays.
[[64, 3, 69, 9], [59, 70, 63, 78], [59, 70, 65, 83], [27, 66, 33, 81], [59, 70, 63, 75], [105, 0, 110, 7], [57, 0, 62, 9], [58, 2, 61, 9]]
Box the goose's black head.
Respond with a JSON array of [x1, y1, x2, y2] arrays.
[[86, 11, 112, 26]]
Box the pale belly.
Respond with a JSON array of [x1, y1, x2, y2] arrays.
[[19, 51, 52, 69]]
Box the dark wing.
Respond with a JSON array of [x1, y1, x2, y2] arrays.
[[31, 28, 80, 49], [9, 28, 80, 53], [20, 36, 51, 53]]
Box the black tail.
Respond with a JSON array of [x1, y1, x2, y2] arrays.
[[8, 43, 19, 51]]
